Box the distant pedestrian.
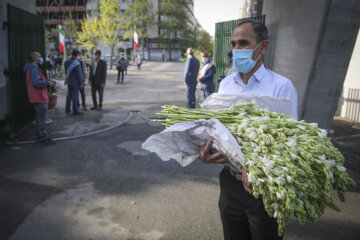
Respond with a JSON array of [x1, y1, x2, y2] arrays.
[[124, 55, 129, 75], [24, 51, 56, 145], [224, 50, 236, 76], [197, 52, 216, 99], [89, 50, 107, 111], [46, 55, 53, 78], [184, 47, 200, 108], [65, 49, 83, 115], [135, 54, 142, 74], [162, 53, 165, 62], [116, 52, 127, 84]]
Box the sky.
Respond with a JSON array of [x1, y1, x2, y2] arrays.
[[194, 0, 245, 37]]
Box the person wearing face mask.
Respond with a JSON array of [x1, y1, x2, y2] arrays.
[[197, 52, 216, 99], [199, 20, 298, 240], [184, 47, 200, 108], [23, 51, 56, 145], [64, 49, 84, 115], [89, 50, 107, 111]]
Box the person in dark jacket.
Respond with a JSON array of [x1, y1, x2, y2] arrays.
[[184, 48, 200, 108], [89, 50, 107, 111], [24, 51, 56, 145], [197, 52, 216, 99], [116, 52, 127, 84], [64, 49, 83, 115]]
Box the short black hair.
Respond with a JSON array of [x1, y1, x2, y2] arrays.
[[236, 19, 268, 43], [95, 50, 102, 56], [72, 49, 80, 57]]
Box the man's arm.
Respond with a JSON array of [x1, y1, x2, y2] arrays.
[[200, 139, 253, 194], [30, 68, 50, 88], [184, 59, 190, 83], [102, 60, 107, 83], [75, 65, 83, 86]]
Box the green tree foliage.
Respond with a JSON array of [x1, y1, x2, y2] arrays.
[[196, 29, 214, 55], [77, 15, 100, 51], [158, 0, 194, 60], [98, 0, 122, 69], [122, 0, 155, 56]]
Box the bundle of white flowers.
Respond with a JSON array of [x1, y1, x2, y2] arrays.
[[157, 103, 356, 235]]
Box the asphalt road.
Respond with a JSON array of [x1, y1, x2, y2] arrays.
[[0, 62, 359, 240]]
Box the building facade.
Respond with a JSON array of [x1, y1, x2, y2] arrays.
[[86, 0, 200, 61], [36, 0, 87, 55]]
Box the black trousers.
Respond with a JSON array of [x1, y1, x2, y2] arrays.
[[117, 70, 124, 83], [219, 166, 282, 240], [91, 84, 104, 108]]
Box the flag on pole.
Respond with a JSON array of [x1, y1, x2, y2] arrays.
[[59, 25, 65, 53], [134, 25, 138, 51]]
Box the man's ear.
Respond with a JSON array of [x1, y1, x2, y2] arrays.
[[260, 40, 269, 55]]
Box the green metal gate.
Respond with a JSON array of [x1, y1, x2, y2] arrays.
[[6, 4, 46, 136], [214, 15, 266, 91]]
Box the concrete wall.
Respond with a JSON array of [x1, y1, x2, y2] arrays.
[[301, 0, 360, 128], [0, 0, 36, 121], [262, 0, 360, 129], [336, 29, 360, 121], [262, 0, 327, 120]]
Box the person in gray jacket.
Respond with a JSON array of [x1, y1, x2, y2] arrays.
[[89, 50, 107, 111], [184, 48, 200, 108]]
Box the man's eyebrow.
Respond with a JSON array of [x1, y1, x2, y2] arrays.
[[231, 39, 251, 45]]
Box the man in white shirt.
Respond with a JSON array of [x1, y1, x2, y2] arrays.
[[200, 19, 298, 240]]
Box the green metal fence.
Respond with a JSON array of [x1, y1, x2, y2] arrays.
[[214, 15, 266, 91], [6, 4, 46, 136]]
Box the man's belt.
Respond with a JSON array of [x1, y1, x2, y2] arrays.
[[226, 165, 243, 181]]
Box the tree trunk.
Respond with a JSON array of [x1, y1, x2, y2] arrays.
[[141, 38, 145, 60], [110, 44, 114, 70]]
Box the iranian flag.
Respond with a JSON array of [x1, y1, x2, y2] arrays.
[[59, 25, 65, 53], [134, 25, 138, 51]]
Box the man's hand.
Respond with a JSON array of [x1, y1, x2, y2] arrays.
[[197, 76, 201, 82], [49, 80, 56, 87], [199, 140, 229, 164], [101, 83, 105, 88], [242, 167, 253, 194]]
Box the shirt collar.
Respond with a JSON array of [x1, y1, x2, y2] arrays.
[[234, 64, 267, 84]]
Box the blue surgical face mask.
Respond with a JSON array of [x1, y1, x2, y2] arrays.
[[203, 57, 209, 63], [38, 57, 44, 65], [233, 42, 262, 73]]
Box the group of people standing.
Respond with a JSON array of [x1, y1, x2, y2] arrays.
[[184, 48, 216, 109], [64, 49, 107, 115], [23, 49, 108, 145]]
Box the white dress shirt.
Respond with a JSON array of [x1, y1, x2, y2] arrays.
[[93, 60, 99, 75], [219, 64, 298, 119]]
